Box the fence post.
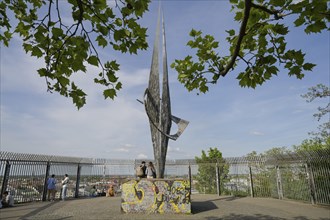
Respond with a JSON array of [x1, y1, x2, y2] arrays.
[[276, 165, 283, 199], [305, 163, 316, 204], [42, 162, 51, 201], [1, 160, 11, 197], [249, 166, 254, 198], [75, 164, 81, 198], [216, 161, 221, 196], [188, 163, 192, 196]]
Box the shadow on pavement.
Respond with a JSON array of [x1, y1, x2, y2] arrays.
[[223, 213, 286, 220], [205, 196, 244, 202], [192, 201, 218, 214], [19, 201, 60, 219], [218, 214, 330, 220]]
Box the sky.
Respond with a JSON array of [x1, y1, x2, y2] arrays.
[[1, 1, 329, 160]]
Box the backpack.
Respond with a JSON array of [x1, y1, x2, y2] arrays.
[[136, 166, 144, 177]]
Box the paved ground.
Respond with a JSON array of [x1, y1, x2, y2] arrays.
[[0, 195, 329, 220]]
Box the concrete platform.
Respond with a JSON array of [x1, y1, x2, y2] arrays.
[[0, 195, 329, 220]]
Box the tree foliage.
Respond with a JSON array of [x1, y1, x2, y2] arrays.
[[1, 0, 329, 108], [0, 0, 149, 109], [171, 0, 329, 93], [246, 146, 291, 158], [293, 138, 330, 152], [195, 147, 229, 194], [301, 84, 330, 144]]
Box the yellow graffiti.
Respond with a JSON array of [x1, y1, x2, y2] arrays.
[[121, 179, 191, 214]]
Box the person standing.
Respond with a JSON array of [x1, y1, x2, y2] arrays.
[[61, 174, 69, 201], [47, 174, 57, 201], [146, 162, 156, 179], [1, 191, 14, 208], [141, 161, 147, 178], [136, 161, 147, 178]]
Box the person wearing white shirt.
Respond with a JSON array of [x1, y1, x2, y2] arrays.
[[61, 174, 69, 201]]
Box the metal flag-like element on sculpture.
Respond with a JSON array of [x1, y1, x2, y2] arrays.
[[137, 90, 189, 141], [137, 9, 189, 178]]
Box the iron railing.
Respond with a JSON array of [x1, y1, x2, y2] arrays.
[[0, 150, 329, 205]]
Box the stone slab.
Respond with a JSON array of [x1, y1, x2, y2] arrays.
[[121, 178, 191, 214]]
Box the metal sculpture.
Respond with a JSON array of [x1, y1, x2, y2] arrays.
[[138, 10, 189, 178]]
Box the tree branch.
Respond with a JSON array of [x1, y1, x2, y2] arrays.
[[220, 0, 252, 77], [250, 2, 283, 20], [45, 0, 53, 91]]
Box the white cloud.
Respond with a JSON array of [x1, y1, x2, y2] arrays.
[[168, 146, 181, 152], [137, 153, 148, 159], [249, 131, 265, 136], [114, 148, 129, 153]]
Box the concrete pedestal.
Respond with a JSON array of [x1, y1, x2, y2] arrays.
[[121, 178, 191, 214]]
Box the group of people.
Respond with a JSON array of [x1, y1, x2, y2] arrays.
[[0, 173, 69, 208], [3, 172, 119, 206], [46, 173, 70, 201], [137, 161, 157, 179], [2, 162, 156, 207]]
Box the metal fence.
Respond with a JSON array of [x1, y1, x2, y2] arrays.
[[0, 150, 329, 205]]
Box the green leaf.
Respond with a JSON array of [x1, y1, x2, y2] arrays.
[[4, 31, 12, 39], [96, 35, 107, 47], [98, 26, 109, 35], [179, 74, 188, 78], [303, 63, 316, 71], [115, 18, 122, 26], [106, 72, 118, 83], [289, 66, 301, 76], [31, 46, 43, 57], [72, 60, 84, 72], [226, 29, 235, 36], [52, 27, 63, 38], [87, 56, 99, 66], [190, 29, 201, 37], [294, 16, 305, 27], [115, 82, 122, 90], [37, 68, 47, 77], [305, 21, 326, 34], [105, 8, 115, 18], [103, 88, 116, 99], [114, 30, 124, 42], [108, 61, 120, 70], [93, 0, 106, 8], [124, 29, 130, 37], [273, 24, 289, 35], [234, 11, 243, 21], [58, 76, 70, 87], [270, 0, 285, 7], [23, 43, 33, 52]]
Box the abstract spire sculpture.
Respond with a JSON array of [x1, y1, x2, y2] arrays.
[[138, 9, 189, 178]]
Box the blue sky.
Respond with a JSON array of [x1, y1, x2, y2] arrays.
[[1, 1, 329, 160]]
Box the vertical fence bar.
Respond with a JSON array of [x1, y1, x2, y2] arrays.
[[305, 162, 316, 204], [75, 164, 81, 198], [276, 165, 283, 199], [42, 162, 51, 201], [1, 160, 11, 197], [249, 166, 254, 198], [215, 162, 221, 196], [188, 163, 192, 196]]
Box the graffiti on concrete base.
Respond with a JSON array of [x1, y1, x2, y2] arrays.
[[121, 179, 191, 214]]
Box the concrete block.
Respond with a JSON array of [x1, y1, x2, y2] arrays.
[[121, 179, 191, 214]]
